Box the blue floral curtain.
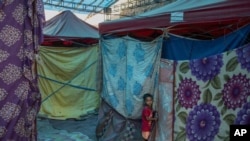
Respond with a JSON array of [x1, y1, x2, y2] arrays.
[[101, 36, 162, 119], [96, 36, 162, 141]]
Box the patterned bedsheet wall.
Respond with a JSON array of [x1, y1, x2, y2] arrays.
[[101, 36, 162, 118], [174, 44, 250, 141]]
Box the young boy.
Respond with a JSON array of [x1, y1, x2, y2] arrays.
[[141, 93, 157, 141]]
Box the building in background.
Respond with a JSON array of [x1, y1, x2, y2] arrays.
[[108, 0, 176, 20]]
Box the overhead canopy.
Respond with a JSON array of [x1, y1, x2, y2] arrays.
[[43, 0, 116, 13], [99, 0, 250, 38], [44, 10, 99, 39]]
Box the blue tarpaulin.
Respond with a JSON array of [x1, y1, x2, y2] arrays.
[[162, 25, 250, 60]]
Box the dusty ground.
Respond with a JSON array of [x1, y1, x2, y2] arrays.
[[37, 113, 98, 141]]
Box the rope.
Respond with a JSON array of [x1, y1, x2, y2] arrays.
[[38, 74, 96, 91], [41, 60, 97, 103]]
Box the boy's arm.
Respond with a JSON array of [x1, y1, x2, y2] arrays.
[[146, 111, 158, 121]]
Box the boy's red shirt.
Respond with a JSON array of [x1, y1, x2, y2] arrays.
[[141, 106, 153, 132]]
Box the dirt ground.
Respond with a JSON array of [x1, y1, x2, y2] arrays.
[[37, 113, 98, 141]]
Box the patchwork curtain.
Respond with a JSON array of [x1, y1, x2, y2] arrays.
[[97, 36, 162, 141], [174, 44, 250, 141], [38, 46, 100, 120], [96, 100, 142, 141], [0, 0, 44, 140]]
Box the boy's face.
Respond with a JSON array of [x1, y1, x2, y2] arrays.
[[145, 97, 153, 106]]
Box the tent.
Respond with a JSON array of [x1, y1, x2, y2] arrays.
[[99, 0, 250, 39], [43, 10, 99, 46], [38, 11, 100, 120], [97, 0, 250, 141]]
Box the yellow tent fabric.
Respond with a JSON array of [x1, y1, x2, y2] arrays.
[[37, 45, 100, 120]]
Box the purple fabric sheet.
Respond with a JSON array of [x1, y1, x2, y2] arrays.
[[0, 0, 44, 140]]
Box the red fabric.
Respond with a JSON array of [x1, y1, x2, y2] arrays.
[[41, 38, 99, 47], [142, 106, 153, 132]]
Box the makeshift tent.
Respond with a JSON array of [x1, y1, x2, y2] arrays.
[[38, 10, 100, 120], [43, 10, 99, 46], [97, 0, 250, 141]]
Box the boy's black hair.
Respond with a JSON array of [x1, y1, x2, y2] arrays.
[[143, 93, 153, 101]]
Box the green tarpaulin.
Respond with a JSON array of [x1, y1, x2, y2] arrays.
[[38, 46, 100, 120]]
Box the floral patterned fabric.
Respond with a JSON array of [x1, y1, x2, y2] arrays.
[[101, 36, 162, 119], [97, 36, 162, 141], [174, 44, 250, 141], [0, 0, 44, 140]]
